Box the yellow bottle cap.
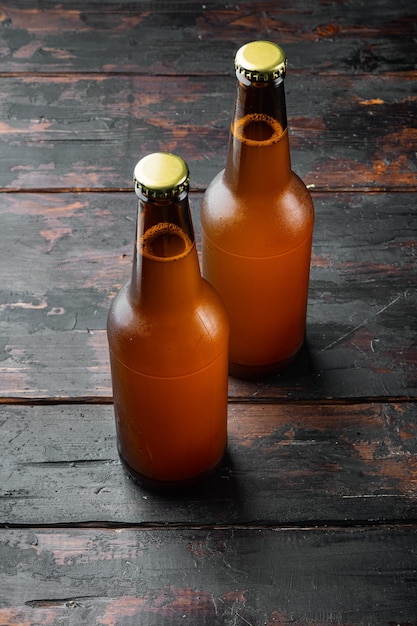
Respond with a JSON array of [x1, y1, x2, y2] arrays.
[[134, 152, 190, 199], [235, 40, 287, 82]]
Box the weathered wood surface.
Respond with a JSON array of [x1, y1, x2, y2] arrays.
[[0, 73, 415, 191], [1, 2, 417, 625], [1, 526, 417, 625], [0, 0, 415, 75], [0, 192, 415, 400], [1, 402, 417, 526]]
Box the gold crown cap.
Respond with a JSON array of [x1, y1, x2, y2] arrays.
[[235, 40, 287, 81], [134, 152, 190, 199]]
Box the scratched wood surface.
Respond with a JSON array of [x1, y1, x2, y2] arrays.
[[2, 402, 417, 526], [0, 0, 415, 75], [1, 526, 417, 625], [0, 191, 415, 400], [1, 1, 417, 625], [0, 73, 415, 191]]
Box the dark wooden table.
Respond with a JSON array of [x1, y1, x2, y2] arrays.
[[1, 1, 416, 624]]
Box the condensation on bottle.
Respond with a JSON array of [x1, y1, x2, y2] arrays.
[[107, 152, 229, 492], [201, 41, 315, 380]]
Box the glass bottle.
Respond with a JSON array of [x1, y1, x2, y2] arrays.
[[201, 40, 315, 379], [107, 152, 229, 492]]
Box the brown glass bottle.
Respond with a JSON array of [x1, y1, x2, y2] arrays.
[[201, 41, 314, 379], [107, 153, 229, 492]]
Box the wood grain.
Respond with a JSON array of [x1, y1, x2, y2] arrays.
[[0, 0, 415, 74], [0, 192, 415, 400], [1, 402, 417, 525], [0, 73, 415, 191], [1, 525, 417, 624], [1, 3, 416, 624]]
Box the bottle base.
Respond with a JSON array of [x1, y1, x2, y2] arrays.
[[119, 451, 225, 495], [229, 343, 303, 380]]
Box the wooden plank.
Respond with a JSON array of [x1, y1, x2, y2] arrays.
[[1, 525, 417, 624], [0, 0, 415, 74], [1, 402, 417, 525], [0, 192, 415, 400], [0, 73, 415, 191]]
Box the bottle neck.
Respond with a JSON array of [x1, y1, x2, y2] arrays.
[[224, 76, 292, 193], [129, 193, 202, 309]]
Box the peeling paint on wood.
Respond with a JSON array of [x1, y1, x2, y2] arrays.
[[1, 402, 417, 525], [0, 74, 415, 190], [0, 192, 415, 399], [1, 2, 416, 625], [1, 526, 417, 624]]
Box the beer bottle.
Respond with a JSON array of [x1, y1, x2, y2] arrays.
[[201, 40, 315, 379], [107, 152, 229, 492]]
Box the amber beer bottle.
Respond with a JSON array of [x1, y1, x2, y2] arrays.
[[201, 41, 314, 379], [107, 153, 229, 491]]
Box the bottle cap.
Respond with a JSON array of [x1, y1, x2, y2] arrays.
[[235, 41, 287, 82], [134, 152, 190, 199]]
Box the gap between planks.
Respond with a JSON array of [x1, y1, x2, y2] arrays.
[[0, 395, 416, 406], [0, 186, 416, 194], [2, 519, 417, 532]]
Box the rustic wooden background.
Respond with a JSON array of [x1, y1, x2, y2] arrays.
[[0, 1, 416, 624]]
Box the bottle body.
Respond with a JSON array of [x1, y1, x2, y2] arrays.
[[201, 44, 314, 379], [107, 154, 229, 490], [108, 271, 229, 489]]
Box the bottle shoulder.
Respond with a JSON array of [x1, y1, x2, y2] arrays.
[[107, 281, 228, 376], [107, 280, 228, 347], [202, 168, 313, 212], [201, 170, 314, 255]]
